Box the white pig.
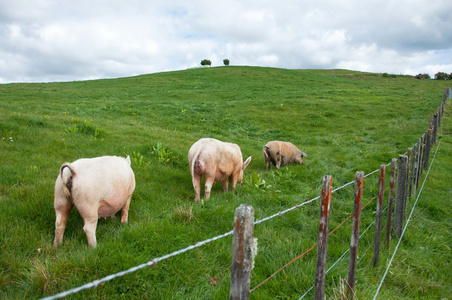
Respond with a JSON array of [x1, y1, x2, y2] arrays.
[[188, 138, 251, 202], [263, 141, 308, 171], [53, 155, 135, 247]]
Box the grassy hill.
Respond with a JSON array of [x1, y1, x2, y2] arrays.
[[0, 67, 450, 299]]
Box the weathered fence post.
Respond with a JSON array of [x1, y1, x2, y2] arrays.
[[346, 171, 364, 299], [373, 165, 386, 267], [414, 137, 422, 191], [437, 107, 442, 137], [393, 155, 408, 238], [438, 105, 443, 135], [405, 148, 412, 202], [230, 204, 255, 300], [385, 158, 397, 247], [314, 175, 333, 300], [423, 128, 432, 171], [417, 135, 425, 181], [408, 146, 415, 201], [432, 113, 438, 145], [408, 144, 417, 201]]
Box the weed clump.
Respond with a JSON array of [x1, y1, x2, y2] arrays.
[[131, 142, 178, 166], [66, 120, 106, 139]]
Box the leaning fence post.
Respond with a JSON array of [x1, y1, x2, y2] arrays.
[[346, 171, 364, 299], [385, 158, 397, 247], [373, 165, 386, 267], [230, 204, 255, 300], [393, 155, 408, 238], [314, 175, 333, 300]]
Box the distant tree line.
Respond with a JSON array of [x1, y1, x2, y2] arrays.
[[415, 72, 452, 80], [197, 62, 450, 79]]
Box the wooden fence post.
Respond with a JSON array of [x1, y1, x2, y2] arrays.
[[385, 158, 397, 247], [432, 113, 438, 145], [408, 145, 416, 202], [230, 204, 255, 300], [437, 105, 443, 134], [373, 165, 386, 267], [423, 128, 432, 171], [393, 155, 408, 238], [405, 148, 412, 202], [314, 175, 333, 300], [417, 135, 425, 181], [414, 137, 422, 192], [346, 171, 364, 299]]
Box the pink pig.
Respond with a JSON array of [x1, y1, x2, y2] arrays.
[[53, 155, 135, 247], [188, 138, 251, 202]]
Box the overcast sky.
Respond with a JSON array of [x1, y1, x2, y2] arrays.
[[1, 0, 451, 83]]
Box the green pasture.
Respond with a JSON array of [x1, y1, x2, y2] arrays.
[[0, 67, 450, 299]]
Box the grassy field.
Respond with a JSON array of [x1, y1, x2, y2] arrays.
[[0, 66, 450, 299]]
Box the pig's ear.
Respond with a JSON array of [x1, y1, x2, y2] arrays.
[[126, 155, 131, 165], [243, 156, 252, 170]]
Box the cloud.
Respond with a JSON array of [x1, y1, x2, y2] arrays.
[[0, 0, 451, 83]]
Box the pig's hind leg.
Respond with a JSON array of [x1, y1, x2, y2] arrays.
[[120, 195, 132, 223], [204, 176, 215, 200], [192, 173, 202, 202], [221, 179, 229, 192], [53, 197, 73, 246], [78, 204, 99, 247]]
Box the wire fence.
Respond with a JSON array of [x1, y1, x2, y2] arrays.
[[41, 88, 449, 300], [42, 167, 383, 300], [373, 136, 442, 300]]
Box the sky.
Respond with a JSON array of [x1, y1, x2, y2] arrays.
[[1, 0, 451, 83]]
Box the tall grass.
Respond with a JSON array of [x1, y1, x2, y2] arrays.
[[0, 67, 450, 299]]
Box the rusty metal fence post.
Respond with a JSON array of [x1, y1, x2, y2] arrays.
[[346, 171, 364, 299], [230, 204, 255, 300], [373, 165, 386, 267], [314, 175, 333, 300], [385, 158, 397, 247]]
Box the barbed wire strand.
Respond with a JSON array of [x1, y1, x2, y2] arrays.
[[360, 206, 391, 273], [298, 135, 442, 300], [41, 230, 234, 300], [298, 209, 384, 300], [251, 187, 386, 293], [372, 137, 442, 300], [255, 166, 382, 226]]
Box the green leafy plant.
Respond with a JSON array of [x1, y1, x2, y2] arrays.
[[131, 151, 148, 166], [151, 142, 175, 164], [245, 171, 272, 190]]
